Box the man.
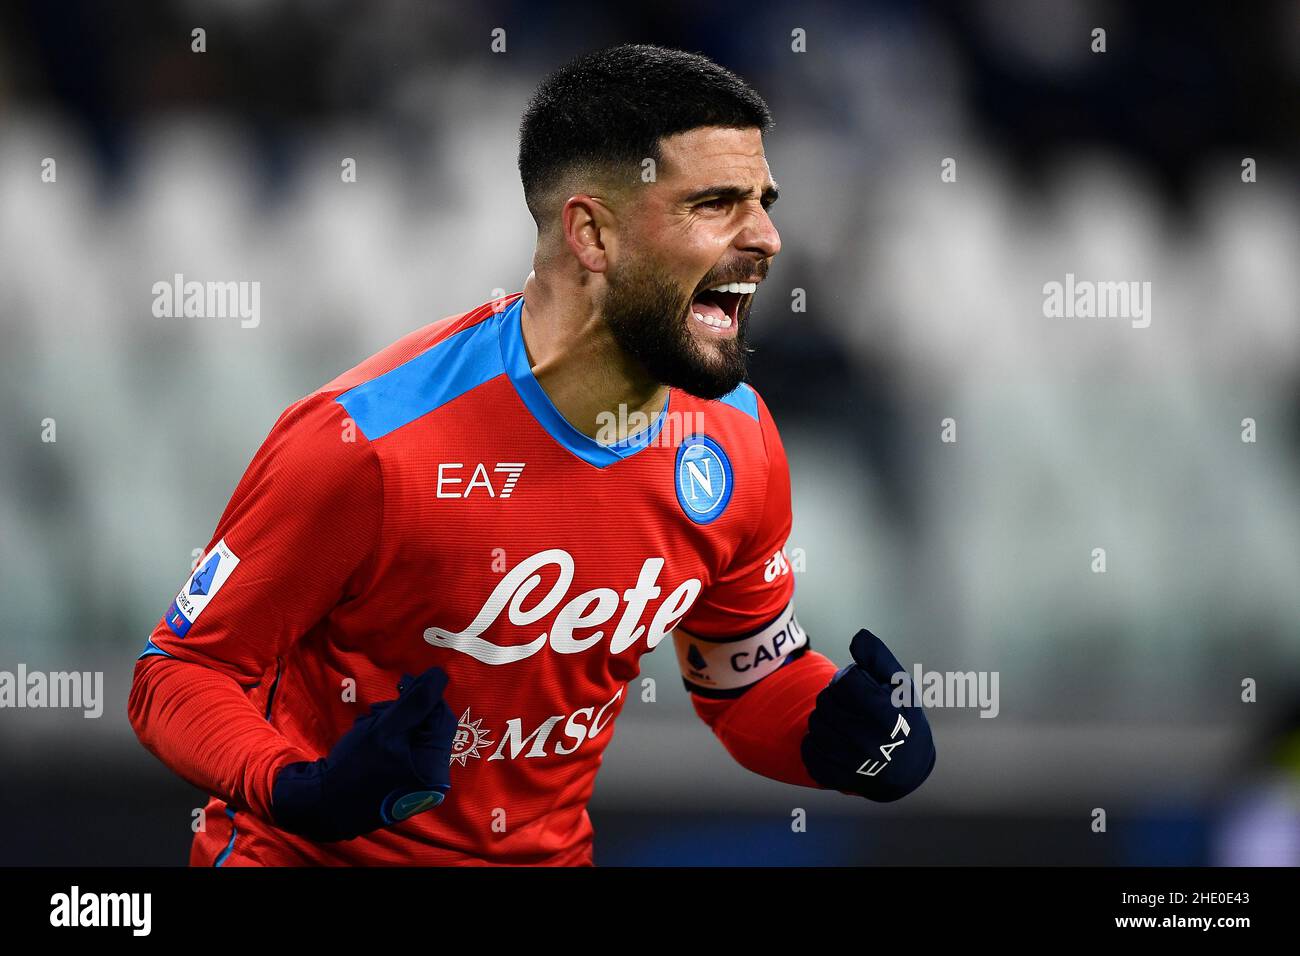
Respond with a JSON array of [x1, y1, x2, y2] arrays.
[[128, 43, 935, 867]]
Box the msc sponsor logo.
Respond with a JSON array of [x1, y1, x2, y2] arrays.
[[450, 707, 494, 766], [423, 549, 701, 665], [451, 685, 624, 763]]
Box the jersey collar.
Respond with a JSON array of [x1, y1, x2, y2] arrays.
[[496, 294, 670, 468]]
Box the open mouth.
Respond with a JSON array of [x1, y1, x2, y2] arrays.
[[689, 281, 757, 334]]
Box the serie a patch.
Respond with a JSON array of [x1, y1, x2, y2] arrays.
[[164, 538, 240, 637]]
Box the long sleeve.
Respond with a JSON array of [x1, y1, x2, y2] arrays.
[[127, 391, 383, 822], [127, 654, 313, 821], [689, 648, 839, 788], [676, 387, 837, 788]]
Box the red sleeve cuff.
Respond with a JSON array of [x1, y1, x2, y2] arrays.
[[128, 655, 315, 822], [690, 649, 839, 789]]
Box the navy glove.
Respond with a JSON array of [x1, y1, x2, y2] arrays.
[[271, 665, 458, 842], [801, 629, 936, 802]]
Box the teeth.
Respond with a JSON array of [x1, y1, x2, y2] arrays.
[[692, 311, 733, 329], [707, 281, 757, 294]]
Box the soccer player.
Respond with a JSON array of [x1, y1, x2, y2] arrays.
[[128, 44, 936, 866]]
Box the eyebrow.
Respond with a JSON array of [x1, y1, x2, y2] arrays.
[[681, 181, 780, 207]]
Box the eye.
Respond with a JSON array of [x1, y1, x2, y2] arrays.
[[696, 198, 730, 211]]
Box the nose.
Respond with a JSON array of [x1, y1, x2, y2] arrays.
[[736, 204, 781, 261]]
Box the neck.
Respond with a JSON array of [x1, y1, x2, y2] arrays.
[[517, 269, 668, 442]]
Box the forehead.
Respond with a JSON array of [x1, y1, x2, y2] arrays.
[[655, 126, 772, 185]]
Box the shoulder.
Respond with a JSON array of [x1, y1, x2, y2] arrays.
[[249, 296, 517, 486], [673, 380, 784, 471], [308, 294, 518, 443], [240, 390, 382, 503]]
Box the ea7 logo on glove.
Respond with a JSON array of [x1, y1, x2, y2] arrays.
[[855, 712, 911, 777], [801, 629, 936, 802]]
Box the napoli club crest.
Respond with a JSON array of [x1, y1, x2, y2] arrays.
[[675, 435, 734, 524]]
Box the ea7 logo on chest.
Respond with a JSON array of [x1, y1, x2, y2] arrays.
[[436, 462, 525, 499]]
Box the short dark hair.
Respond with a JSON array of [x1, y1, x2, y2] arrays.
[[518, 44, 773, 227]]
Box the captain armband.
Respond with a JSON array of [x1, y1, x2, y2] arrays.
[[673, 602, 810, 699]]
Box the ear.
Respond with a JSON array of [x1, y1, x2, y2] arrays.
[[560, 194, 618, 274]]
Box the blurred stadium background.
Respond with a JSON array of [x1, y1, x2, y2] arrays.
[[1, 0, 1298, 865]]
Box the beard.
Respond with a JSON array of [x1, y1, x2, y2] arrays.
[[601, 254, 751, 400]]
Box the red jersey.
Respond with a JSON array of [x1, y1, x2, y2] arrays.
[[132, 291, 801, 866]]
